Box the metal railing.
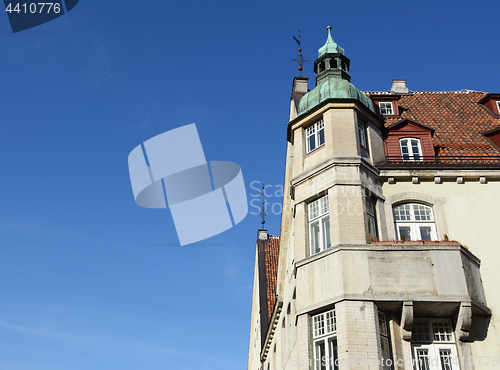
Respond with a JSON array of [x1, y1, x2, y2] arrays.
[[379, 156, 500, 167]]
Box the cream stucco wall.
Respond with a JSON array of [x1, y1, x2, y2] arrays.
[[382, 178, 500, 364]]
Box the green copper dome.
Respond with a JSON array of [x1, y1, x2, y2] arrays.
[[297, 27, 375, 115], [318, 26, 344, 57]]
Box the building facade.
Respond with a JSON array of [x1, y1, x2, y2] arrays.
[[248, 28, 500, 370]]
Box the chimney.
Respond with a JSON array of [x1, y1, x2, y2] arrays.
[[258, 229, 268, 240], [293, 77, 309, 94], [390, 80, 409, 94]]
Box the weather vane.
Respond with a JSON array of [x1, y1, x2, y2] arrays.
[[292, 30, 308, 77], [258, 184, 269, 228]]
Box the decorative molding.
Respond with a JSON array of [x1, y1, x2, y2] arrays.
[[261, 301, 283, 361], [457, 301, 473, 341], [401, 301, 413, 341]]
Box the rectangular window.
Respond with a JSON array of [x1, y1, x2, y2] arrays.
[[379, 102, 394, 115], [496, 101, 500, 114], [378, 311, 392, 370], [400, 138, 423, 161], [306, 119, 325, 153], [312, 309, 337, 370], [366, 196, 378, 240], [309, 196, 331, 255], [412, 318, 459, 370], [357, 119, 368, 149]]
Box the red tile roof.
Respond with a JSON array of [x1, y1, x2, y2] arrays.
[[371, 90, 500, 156], [263, 236, 280, 323]]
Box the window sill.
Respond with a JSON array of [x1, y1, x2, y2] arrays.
[[305, 144, 325, 157]]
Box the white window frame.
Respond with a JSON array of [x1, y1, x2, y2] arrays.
[[399, 138, 423, 162], [393, 203, 437, 241], [379, 101, 394, 115], [312, 309, 337, 370], [306, 119, 325, 153], [412, 318, 459, 370], [358, 119, 368, 150], [308, 196, 331, 255], [496, 100, 500, 115]]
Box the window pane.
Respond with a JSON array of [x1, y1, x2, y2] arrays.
[[380, 337, 391, 370], [368, 217, 377, 238], [308, 134, 316, 152], [309, 200, 319, 221], [399, 226, 411, 241], [414, 204, 433, 221], [432, 321, 453, 342], [416, 349, 430, 370], [411, 139, 421, 160], [439, 349, 452, 370], [320, 197, 329, 216], [315, 341, 326, 370], [420, 227, 432, 241], [310, 221, 320, 254], [322, 216, 331, 250], [412, 320, 430, 342], [328, 338, 338, 370], [326, 309, 336, 334], [313, 314, 325, 338], [318, 127, 325, 146], [378, 312, 387, 336]]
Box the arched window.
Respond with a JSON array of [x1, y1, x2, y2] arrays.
[[393, 203, 437, 241], [399, 138, 423, 161]]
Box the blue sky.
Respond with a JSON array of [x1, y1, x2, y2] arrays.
[[0, 1, 499, 369]]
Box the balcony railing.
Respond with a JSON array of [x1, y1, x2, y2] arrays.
[[378, 155, 500, 168]]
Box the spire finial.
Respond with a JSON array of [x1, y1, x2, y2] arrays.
[[326, 26, 333, 42], [318, 26, 344, 57], [258, 185, 269, 227], [292, 30, 308, 77]]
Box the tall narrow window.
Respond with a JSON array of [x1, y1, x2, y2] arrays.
[[358, 119, 368, 149], [379, 102, 394, 115], [496, 101, 500, 114], [399, 138, 423, 161], [312, 309, 338, 370], [393, 203, 437, 241], [366, 196, 378, 240], [378, 311, 392, 370], [412, 319, 459, 370], [309, 196, 331, 255], [306, 119, 325, 153]]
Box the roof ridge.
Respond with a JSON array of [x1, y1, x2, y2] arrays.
[[365, 89, 485, 95]]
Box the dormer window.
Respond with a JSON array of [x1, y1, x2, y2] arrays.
[[379, 102, 394, 115], [306, 119, 325, 153], [400, 138, 423, 161], [496, 101, 500, 114]]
